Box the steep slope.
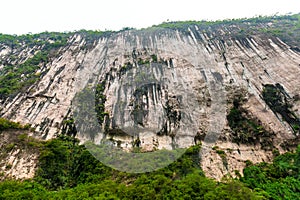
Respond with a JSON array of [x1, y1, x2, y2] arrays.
[[0, 15, 300, 180]]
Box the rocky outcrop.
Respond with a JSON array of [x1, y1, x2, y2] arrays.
[[0, 130, 38, 180], [1, 23, 300, 180]]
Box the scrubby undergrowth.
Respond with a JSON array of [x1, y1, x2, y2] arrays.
[[0, 126, 299, 199]]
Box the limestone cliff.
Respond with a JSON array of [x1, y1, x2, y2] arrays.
[[1, 15, 300, 180]]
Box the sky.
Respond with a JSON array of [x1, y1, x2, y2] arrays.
[[1, 0, 299, 35]]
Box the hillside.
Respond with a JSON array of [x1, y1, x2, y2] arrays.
[[0, 14, 300, 198], [0, 126, 299, 199]]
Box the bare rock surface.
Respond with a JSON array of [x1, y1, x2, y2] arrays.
[[0, 130, 38, 180]]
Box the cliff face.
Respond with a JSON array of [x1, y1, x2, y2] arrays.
[[1, 18, 300, 180]]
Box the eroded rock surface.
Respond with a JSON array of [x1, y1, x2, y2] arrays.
[[1, 25, 300, 180], [0, 130, 38, 180]]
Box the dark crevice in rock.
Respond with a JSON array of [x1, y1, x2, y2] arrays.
[[157, 95, 181, 136], [221, 52, 231, 75], [25, 100, 37, 117]]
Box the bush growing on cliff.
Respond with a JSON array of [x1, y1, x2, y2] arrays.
[[262, 84, 300, 134], [227, 97, 273, 148], [0, 32, 71, 99], [0, 118, 30, 131]]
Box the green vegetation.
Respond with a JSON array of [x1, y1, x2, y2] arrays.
[[95, 82, 108, 126], [262, 84, 300, 134], [72, 82, 110, 138], [85, 141, 186, 173], [0, 34, 19, 48], [75, 30, 112, 45], [227, 97, 274, 149], [150, 13, 300, 46], [0, 118, 31, 131], [0, 127, 299, 199], [0, 32, 71, 99], [0, 32, 70, 49], [241, 146, 300, 199], [137, 58, 150, 65], [72, 87, 101, 139], [61, 118, 77, 137], [1, 14, 299, 99], [215, 149, 228, 170], [150, 54, 158, 62], [0, 51, 48, 98], [0, 135, 258, 199], [1, 13, 300, 199]]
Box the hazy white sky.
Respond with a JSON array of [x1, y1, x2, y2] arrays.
[[1, 0, 299, 35]]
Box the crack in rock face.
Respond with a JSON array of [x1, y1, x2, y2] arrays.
[[108, 62, 196, 143]]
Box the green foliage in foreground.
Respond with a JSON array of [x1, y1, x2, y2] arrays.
[[241, 146, 300, 200], [0, 134, 299, 199]]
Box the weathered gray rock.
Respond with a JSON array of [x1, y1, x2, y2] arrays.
[[1, 26, 300, 179]]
